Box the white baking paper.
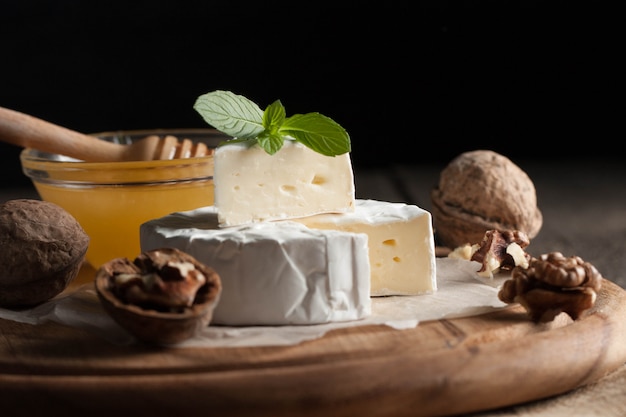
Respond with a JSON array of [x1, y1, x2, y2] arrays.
[[0, 258, 510, 347]]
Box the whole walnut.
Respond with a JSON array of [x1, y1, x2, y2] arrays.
[[0, 199, 89, 307], [431, 150, 543, 248]]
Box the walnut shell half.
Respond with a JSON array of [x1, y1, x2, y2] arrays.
[[95, 248, 222, 345], [0, 199, 89, 307], [431, 150, 543, 248]]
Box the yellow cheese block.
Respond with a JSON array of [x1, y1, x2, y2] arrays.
[[287, 199, 437, 296], [214, 141, 355, 227]]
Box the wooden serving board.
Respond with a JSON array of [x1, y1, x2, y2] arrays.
[[1, 264, 626, 417]]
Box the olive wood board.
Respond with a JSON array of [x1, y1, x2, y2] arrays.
[[1, 264, 626, 417]]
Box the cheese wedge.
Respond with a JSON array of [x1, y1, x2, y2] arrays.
[[214, 141, 355, 226], [140, 207, 371, 326], [289, 199, 437, 296]]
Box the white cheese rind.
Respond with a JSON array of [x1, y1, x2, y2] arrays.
[[140, 207, 371, 326], [214, 141, 355, 226], [288, 199, 437, 296]]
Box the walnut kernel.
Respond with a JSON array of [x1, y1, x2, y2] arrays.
[[95, 248, 222, 345], [114, 250, 209, 312], [448, 229, 531, 279], [471, 230, 531, 278], [498, 252, 603, 322]]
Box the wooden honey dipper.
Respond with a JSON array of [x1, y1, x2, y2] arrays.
[[0, 106, 209, 162]]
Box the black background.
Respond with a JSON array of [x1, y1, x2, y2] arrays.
[[1, 1, 621, 187]]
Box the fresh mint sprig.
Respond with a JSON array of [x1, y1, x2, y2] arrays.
[[193, 90, 351, 156]]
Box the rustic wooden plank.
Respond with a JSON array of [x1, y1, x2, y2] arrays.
[[1, 274, 625, 417], [521, 159, 626, 288], [353, 168, 407, 202], [391, 163, 441, 211]]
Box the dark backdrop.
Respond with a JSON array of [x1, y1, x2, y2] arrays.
[[1, 1, 620, 187]]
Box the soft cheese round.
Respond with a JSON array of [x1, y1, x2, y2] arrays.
[[140, 206, 371, 326]]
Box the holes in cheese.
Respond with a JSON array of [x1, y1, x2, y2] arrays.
[[214, 141, 355, 226], [289, 199, 437, 296], [311, 175, 326, 185]]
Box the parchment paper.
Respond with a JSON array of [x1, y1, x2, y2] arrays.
[[0, 258, 510, 347]]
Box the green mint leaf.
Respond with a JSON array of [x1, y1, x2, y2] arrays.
[[280, 113, 351, 156], [258, 100, 287, 153], [194, 90, 351, 156], [193, 90, 264, 139], [263, 100, 286, 134], [257, 131, 284, 155]]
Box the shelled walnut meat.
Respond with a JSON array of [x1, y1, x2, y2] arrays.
[[498, 252, 603, 322], [450, 229, 531, 278], [95, 247, 222, 345], [0, 199, 89, 307], [431, 150, 543, 249]]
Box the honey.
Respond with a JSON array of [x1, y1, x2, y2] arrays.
[[34, 181, 213, 268], [20, 129, 225, 270]]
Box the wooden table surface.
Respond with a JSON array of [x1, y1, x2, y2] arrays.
[[1, 156, 625, 416]]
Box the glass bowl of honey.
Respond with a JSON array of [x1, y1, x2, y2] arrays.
[[20, 128, 228, 269]]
